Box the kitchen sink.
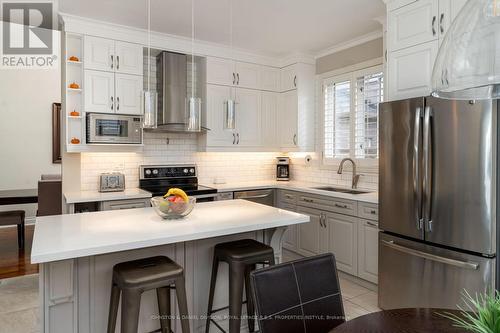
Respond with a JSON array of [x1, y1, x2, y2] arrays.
[[312, 186, 371, 195]]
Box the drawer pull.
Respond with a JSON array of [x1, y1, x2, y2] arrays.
[[366, 221, 379, 228], [285, 194, 294, 199], [303, 198, 314, 203], [370, 210, 377, 214], [334, 203, 348, 209]]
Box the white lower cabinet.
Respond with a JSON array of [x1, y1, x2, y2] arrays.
[[325, 212, 358, 276], [278, 190, 379, 284], [297, 206, 328, 257], [358, 219, 379, 284]]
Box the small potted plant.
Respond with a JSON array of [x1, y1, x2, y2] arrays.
[[441, 290, 500, 333]]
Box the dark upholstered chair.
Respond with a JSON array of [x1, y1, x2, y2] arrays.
[[0, 210, 25, 249], [37, 178, 62, 216], [250, 253, 345, 333]]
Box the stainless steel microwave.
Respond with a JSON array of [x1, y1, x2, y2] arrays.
[[86, 113, 142, 144]]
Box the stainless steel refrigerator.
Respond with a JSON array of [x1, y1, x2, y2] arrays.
[[378, 96, 497, 310]]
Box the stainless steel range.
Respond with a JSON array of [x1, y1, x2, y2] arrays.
[[139, 165, 217, 202]]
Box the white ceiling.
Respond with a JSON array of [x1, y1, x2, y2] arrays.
[[59, 0, 386, 57]]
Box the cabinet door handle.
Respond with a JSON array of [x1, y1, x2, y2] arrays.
[[334, 203, 348, 209], [236, 73, 240, 85], [293, 134, 297, 145], [319, 213, 324, 228], [293, 75, 297, 87], [111, 96, 114, 110], [232, 133, 236, 145], [236, 133, 240, 144], [110, 55, 114, 69], [366, 221, 379, 228], [117, 97, 120, 111], [440, 13, 444, 34], [432, 16, 436, 36], [233, 73, 236, 85], [117, 55, 120, 70]]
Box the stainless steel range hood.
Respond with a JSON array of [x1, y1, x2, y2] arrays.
[[146, 51, 207, 132]]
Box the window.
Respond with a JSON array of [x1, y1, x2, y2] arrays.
[[323, 66, 383, 163]]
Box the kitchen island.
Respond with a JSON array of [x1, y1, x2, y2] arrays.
[[31, 199, 309, 333]]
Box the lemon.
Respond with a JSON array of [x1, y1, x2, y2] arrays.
[[163, 188, 189, 202]]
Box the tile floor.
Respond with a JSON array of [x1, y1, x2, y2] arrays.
[[0, 274, 39, 333], [0, 254, 379, 333]]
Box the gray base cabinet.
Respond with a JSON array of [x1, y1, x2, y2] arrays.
[[277, 189, 379, 284]]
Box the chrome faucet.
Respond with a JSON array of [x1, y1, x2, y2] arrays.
[[337, 158, 361, 189]]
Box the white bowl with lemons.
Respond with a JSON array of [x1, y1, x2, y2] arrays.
[[151, 188, 196, 219]]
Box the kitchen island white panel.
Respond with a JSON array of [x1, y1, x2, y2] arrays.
[[32, 200, 309, 333]]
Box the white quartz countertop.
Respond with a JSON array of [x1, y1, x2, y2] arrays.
[[207, 181, 378, 204], [31, 199, 309, 264], [64, 188, 152, 204]]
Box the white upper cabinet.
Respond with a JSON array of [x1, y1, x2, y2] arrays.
[[205, 84, 235, 147], [234, 62, 260, 90], [84, 36, 143, 75], [115, 73, 143, 115], [388, 40, 439, 100], [84, 36, 114, 72], [260, 67, 280, 92], [279, 90, 298, 149], [206, 57, 280, 92], [386, 0, 467, 100], [261, 91, 279, 149], [114, 41, 143, 75], [281, 65, 297, 92], [207, 57, 235, 86], [438, 0, 467, 38], [235, 88, 262, 146], [84, 70, 114, 113], [388, 0, 439, 52]]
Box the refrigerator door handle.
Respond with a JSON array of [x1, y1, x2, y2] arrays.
[[423, 106, 433, 232], [413, 107, 423, 230], [381, 240, 479, 270]]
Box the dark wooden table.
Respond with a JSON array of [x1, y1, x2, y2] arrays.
[[330, 308, 469, 333], [0, 189, 38, 205]]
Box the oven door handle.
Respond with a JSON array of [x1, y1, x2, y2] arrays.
[[192, 193, 218, 199]]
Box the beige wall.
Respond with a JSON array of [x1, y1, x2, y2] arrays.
[[316, 37, 383, 74]]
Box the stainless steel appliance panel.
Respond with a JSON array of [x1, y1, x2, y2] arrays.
[[234, 189, 275, 207], [87, 113, 142, 144], [379, 98, 425, 240], [424, 97, 497, 255], [379, 233, 495, 310]]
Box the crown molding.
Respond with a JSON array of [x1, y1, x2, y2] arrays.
[[60, 13, 285, 67], [315, 30, 383, 59]]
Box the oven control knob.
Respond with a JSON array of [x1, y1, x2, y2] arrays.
[[189, 168, 195, 174], [145, 169, 151, 175], [152, 169, 159, 175]]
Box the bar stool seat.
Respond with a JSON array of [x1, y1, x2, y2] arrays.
[[108, 256, 190, 333], [214, 239, 275, 262], [113, 256, 184, 288], [206, 239, 275, 333]]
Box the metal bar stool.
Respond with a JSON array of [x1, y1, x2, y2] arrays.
[[107, 256, 190, 333], [0, 210, 25, 249], [205, 239, 275, 333]]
